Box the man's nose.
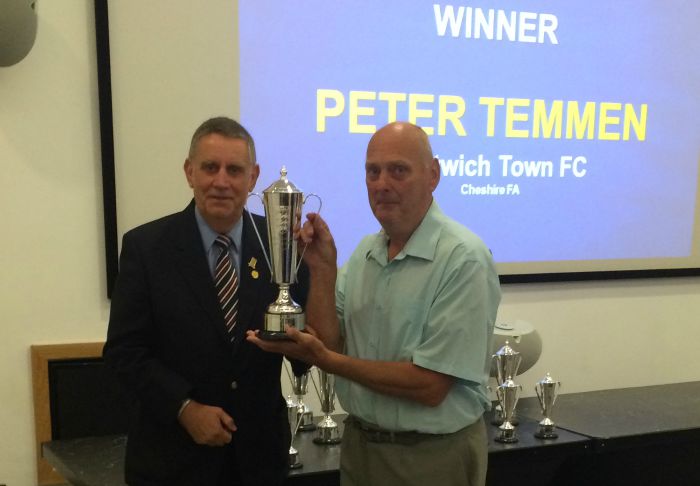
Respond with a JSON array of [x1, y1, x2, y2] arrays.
[[212, 168, 228, 185], [373, 170, 390, 190]]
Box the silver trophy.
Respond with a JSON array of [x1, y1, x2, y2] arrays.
[[493, 340, 522, 386], [495, 377, 522, 443], [312, 369, 341, 445], [491, 341, 522, 425], [286, 396, 303, 469], [534, 372, 561, 439], [292, 371, 316, 432], [248, 167, 321, 340]]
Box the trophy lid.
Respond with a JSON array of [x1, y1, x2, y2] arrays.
[[263, 166, 303, 194], [286, 395, 297, 407], [493, 340, 520, 358], [538, 372, 557, 385]]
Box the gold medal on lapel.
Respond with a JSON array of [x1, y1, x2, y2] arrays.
[[248, 257, 259, 279]]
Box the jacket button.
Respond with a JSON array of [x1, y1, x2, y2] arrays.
[[230, 381, 238, 390]]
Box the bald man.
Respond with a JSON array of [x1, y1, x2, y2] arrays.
[[248, 121, 501, 486]]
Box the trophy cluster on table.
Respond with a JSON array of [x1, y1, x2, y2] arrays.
[[246, 167, 338, 470], [491, 340, 561, 443], [286, 366, 341, 469]]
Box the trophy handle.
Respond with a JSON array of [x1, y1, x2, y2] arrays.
[[552, 381, 561, 407], [295, 193, 323, 274], [309, 366, 323, 403], [535, 384, 545, 414], [293, 406, 304, 436], [245, 193, 274, 279]]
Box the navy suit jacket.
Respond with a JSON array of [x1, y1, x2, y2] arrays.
[[104, 201, 309, 486]]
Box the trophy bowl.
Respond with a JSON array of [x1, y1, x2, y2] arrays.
[[286, 396, 303, 469], [247, 167, 320, 340], [495, 378, 522, 444], [292, 371, 316, 432], [491, 341, 522, 426], [313, 369, 341, 445], [534, 372, 561, 439]]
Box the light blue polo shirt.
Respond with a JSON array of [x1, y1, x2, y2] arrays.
[[335, 201, 501, 433]]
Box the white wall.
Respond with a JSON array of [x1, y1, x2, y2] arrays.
[[1, 1, 698, 485], [499, 278, 700, 394], [0, 2, 110, 485]]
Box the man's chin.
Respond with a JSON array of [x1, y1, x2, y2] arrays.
[[206, 199, 235, 211], [372, 202, 398, 213], [373, 208, 399, 225], [204, 204, 241, 222]]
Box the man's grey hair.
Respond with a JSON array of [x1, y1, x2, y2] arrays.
[[188, 116, 257, 163]]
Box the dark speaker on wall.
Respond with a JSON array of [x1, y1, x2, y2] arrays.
[[0, 0, 38, 66]]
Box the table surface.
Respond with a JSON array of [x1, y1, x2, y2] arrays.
[[517, 381, 700, 441], [43, 434, 126, 486], [43, 411, 591, 485], [43, 383, 700, 485], [287, 416, 343, 478]]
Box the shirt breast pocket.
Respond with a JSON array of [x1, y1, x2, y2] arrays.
[[376, 303, 426, 362]]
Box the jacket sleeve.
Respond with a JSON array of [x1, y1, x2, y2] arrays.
[[103, 230, 192, 424]]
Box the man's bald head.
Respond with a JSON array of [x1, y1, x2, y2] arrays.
[[366, 121, 435, 168], [364, 121, 440, 248]]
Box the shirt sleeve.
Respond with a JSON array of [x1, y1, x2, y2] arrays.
[[411, 255, 494, 385], [335, 262, 348, 341]]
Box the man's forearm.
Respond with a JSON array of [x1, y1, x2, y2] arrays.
[[318, 350, 453, 407], [305, 267, 342, 352]]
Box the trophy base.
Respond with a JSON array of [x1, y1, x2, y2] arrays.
[[495, 422, 519, 443], [314, 423, 342, 445], [288, 447, 303, 469], [535, 423, 558, 440], [495, 435, 519, 444], [299, 410, 316, 432], [260, 312, 305, 340], [258, 330, 292, 341], [495, 431, 519, 443]]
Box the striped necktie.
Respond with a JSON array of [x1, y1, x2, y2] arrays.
[[213, 235, 239, 340]]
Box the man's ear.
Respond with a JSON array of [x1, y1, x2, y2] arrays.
[[248, 163, 260, 192], [184, 159, 194, 188], [430, 157, 441, 191]]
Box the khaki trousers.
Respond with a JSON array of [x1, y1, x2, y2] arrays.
[[340, 416, 488, 486]]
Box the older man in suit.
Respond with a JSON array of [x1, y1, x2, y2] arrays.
[[104, 117, 308, 486]]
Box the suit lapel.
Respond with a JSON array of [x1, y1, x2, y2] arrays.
[[232, 211, 273, 355], [165, 205, 275, 357], [168, 203, 233, 346]]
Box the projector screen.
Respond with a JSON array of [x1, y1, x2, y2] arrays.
[[237, 1, 700, 280], [98, 1, 700, 292]]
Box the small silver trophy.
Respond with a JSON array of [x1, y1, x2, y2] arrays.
[[534, 372, 561, 439], [248, 167, 321, 340], [312, 369, 341, 445], [495, 377, 522, 443], [491, 341, 522, 426], [493, 340, 522, 386], [292, 371, 316, 432], [286, 396, 303, 469]]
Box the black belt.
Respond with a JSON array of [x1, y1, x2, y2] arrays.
[[346, 415, 448, 445]]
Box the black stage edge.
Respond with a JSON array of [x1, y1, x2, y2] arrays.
[[44, 413, 591, 486], [517, 381, 700, 486], [43, 383, 700, 486]]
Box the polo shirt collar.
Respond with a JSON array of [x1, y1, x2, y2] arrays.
[[367, 200, 442, 264]]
